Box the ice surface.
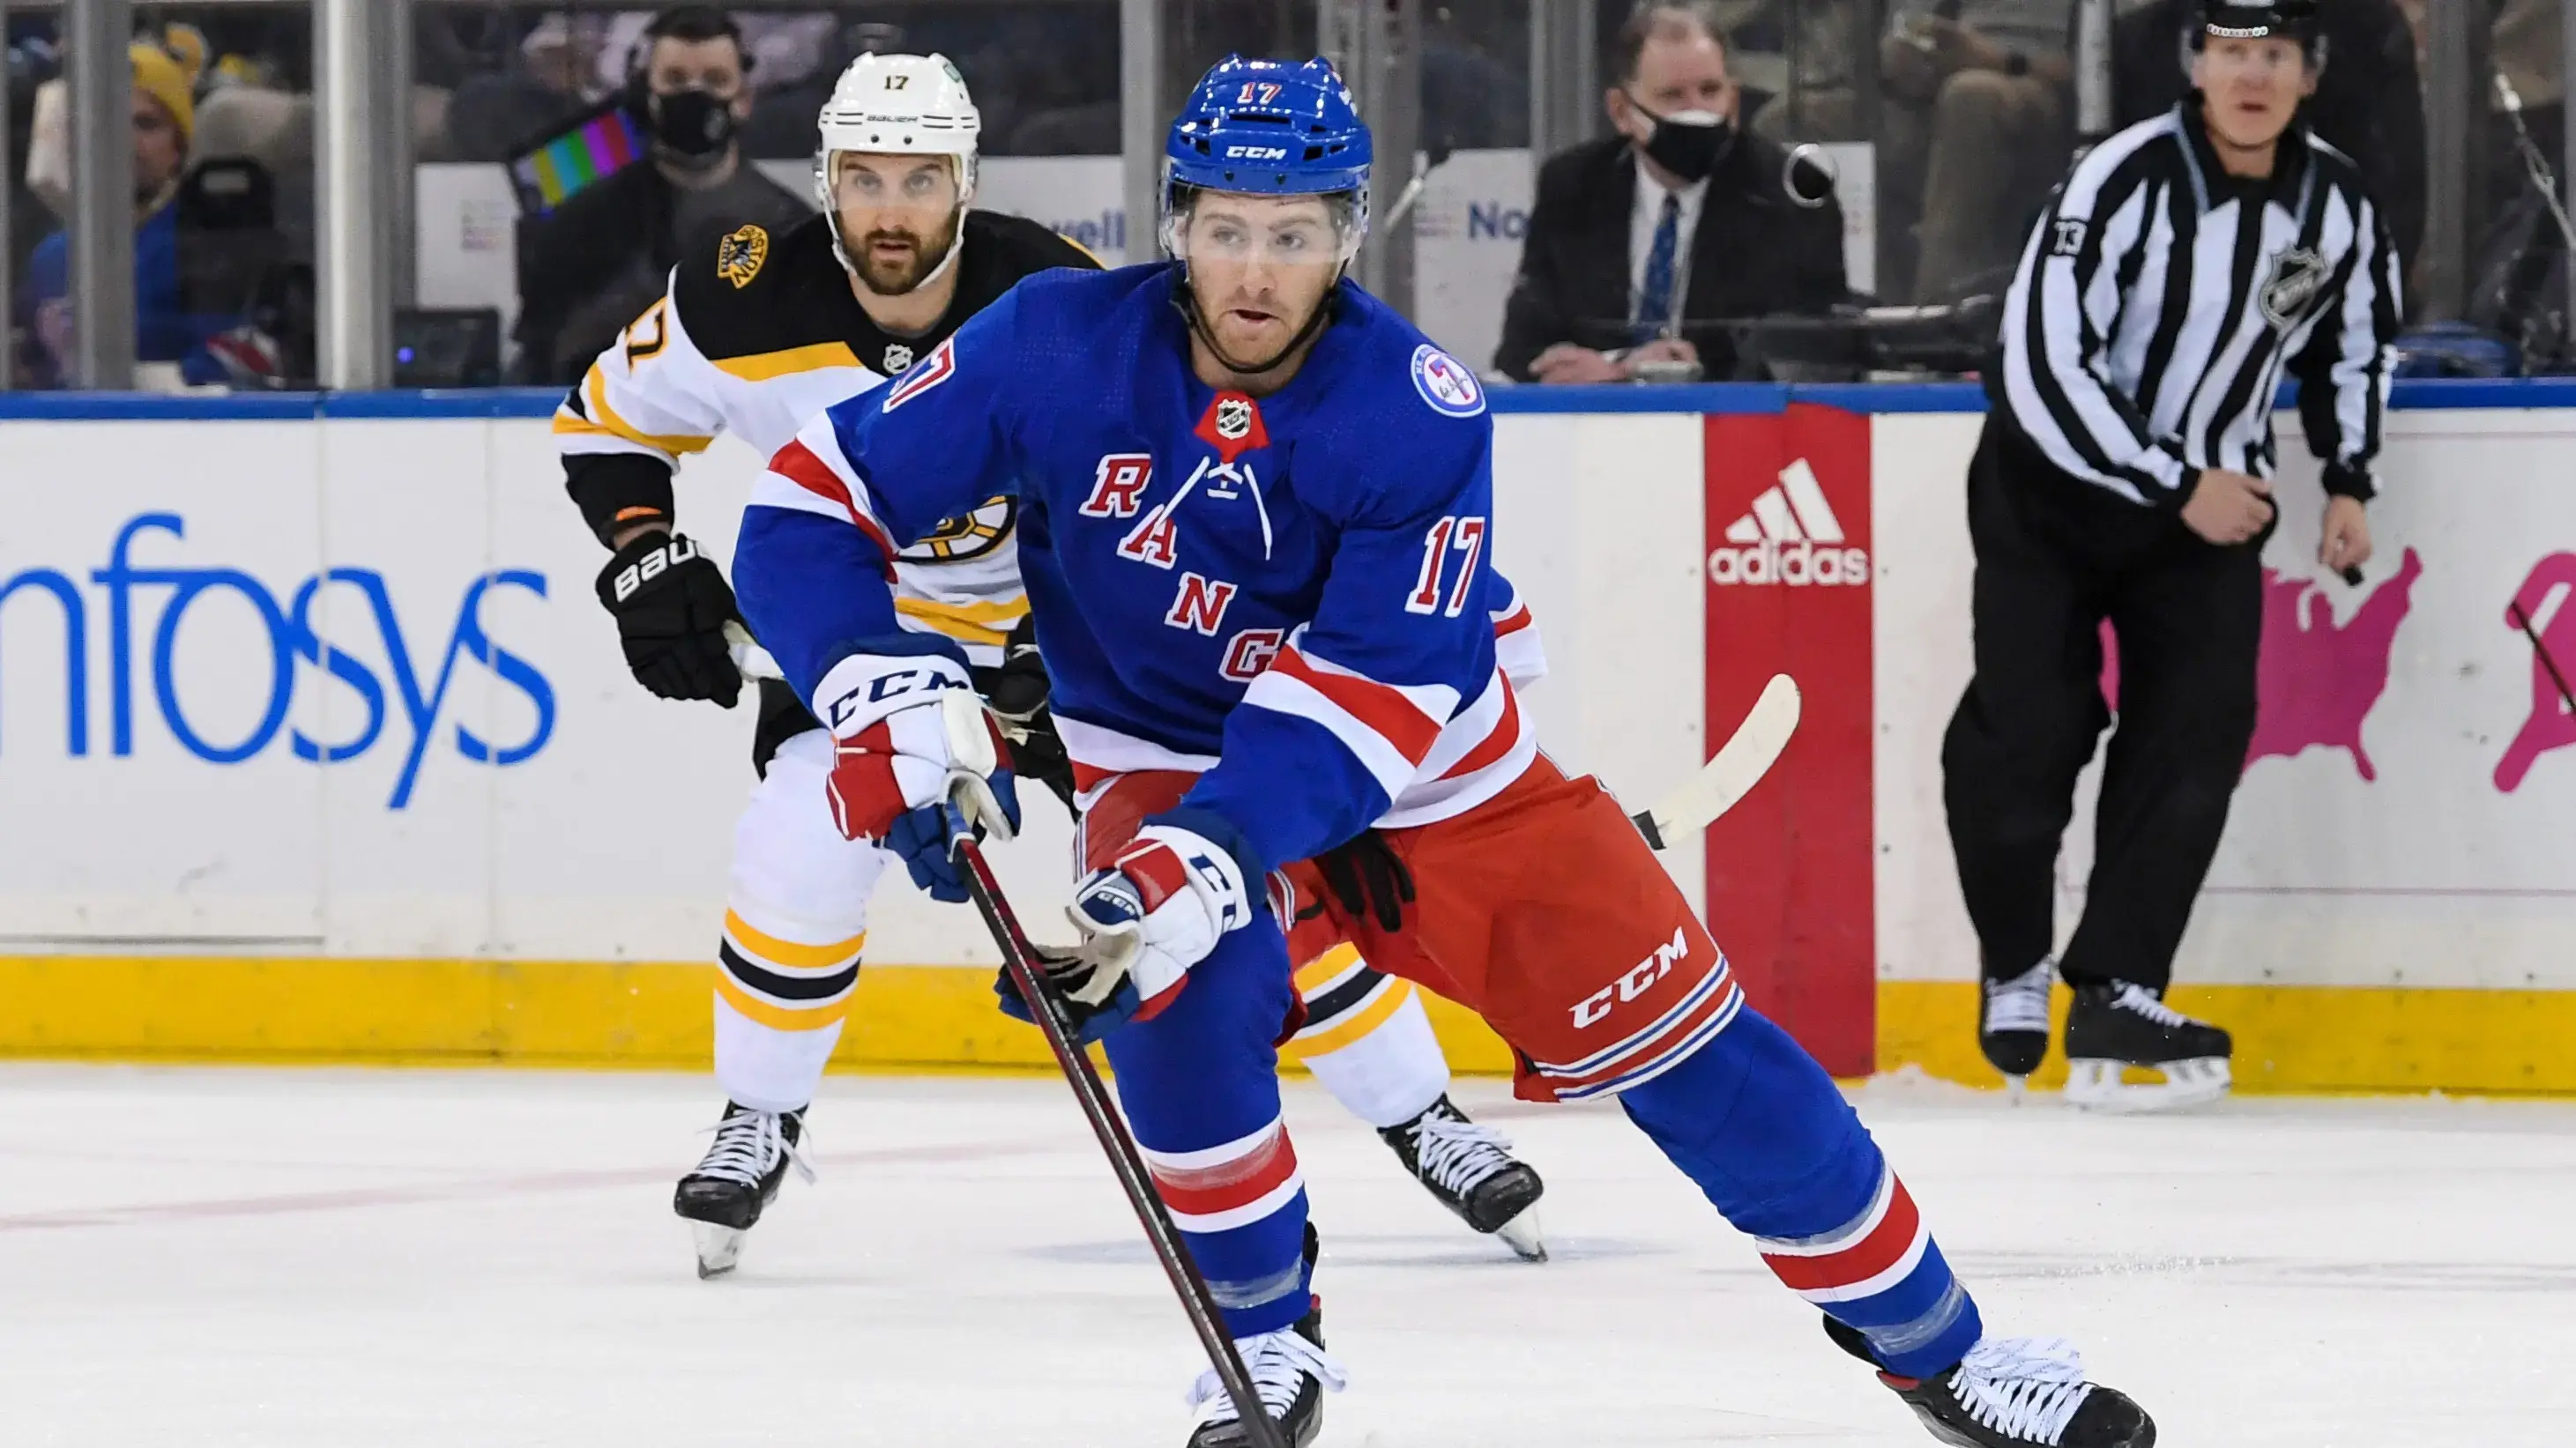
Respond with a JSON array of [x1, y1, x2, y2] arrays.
[[3, 1065, 2570, 1446]]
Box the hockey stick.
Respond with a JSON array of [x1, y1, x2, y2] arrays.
[[946, 819, 1286, 1448], [1632, 673, 1802, 850], [2510, 602, 2576, 722], [726, 620, 785, 684], [734, 641, 1279, 1444]]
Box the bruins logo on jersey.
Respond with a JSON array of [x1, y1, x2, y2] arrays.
[[898, 495, 1016, 562], [718, 225, 771, 289]]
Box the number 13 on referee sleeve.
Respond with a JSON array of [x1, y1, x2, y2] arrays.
[[1407, 515, 1488, 617]]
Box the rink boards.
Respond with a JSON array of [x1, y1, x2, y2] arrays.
[[1, 382, 2571, 1094]]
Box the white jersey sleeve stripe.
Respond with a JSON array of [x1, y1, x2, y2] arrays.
[[552, 275, 724, 464]]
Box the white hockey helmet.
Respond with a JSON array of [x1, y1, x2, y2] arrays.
[[812, 52, 982, 212]]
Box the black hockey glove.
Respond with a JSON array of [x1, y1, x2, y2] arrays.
[[1008, 711, 1078, 814], [977, 616, 1077, 813], [982, 615, 1051, 724], [1311, 830, 1416, 932], [595, 531, 742, 708]]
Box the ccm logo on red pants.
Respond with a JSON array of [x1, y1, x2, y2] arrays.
[[1571, 928, 1690, 1029]]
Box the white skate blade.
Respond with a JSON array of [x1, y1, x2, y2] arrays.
[[2064, 1057, 2231, 1114], [692, 1222, 748, 1280], [1493, 1205, 1547, 1262]]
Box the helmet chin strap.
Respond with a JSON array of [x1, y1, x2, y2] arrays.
[[1174, 265, 1344, 381]]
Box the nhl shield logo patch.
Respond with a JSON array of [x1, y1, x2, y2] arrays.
[[1194, 390, 1269, 464], [2259, 247, 2329, 330], [1215, 397, 1253, 441], [1411, 344, 1485, 418], [718, 225, 770, 289], [882, 343, 914, 375]]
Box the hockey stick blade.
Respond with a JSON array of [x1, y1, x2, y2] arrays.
[[1633, 674, 1801, 850], [2511, 602, 2576, 720], [946, 819, 1287, 1448], [725, 620, 785, 683]]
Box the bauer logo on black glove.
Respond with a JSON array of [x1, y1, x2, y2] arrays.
[[593, 531, 744, 708], [611, 534, 703, 601]]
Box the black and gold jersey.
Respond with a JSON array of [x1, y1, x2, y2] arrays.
[[556, 208, 1099, 659]]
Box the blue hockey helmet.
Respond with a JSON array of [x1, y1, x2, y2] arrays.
[[1163, 56, 1373, 259]]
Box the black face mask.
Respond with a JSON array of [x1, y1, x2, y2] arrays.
[[1627, 96, 1736, 183], [650, 88, 738, 163]]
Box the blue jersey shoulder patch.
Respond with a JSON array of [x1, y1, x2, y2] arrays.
[[1410, 344, 1485, 418]]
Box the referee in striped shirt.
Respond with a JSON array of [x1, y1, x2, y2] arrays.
[[1947, 0, 2400, 1108]]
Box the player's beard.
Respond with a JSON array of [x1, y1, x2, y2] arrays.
[[1183, 275, 1337, 380], [844, 208, 964, 297]]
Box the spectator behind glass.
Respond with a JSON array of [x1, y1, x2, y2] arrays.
[[2116, 0, 2425, 281], [14, 41, 256, 389], [1495, 2, 1847, 383], [445, 14, 612, 164], [511, 5, 810, 385], [1878, 0, 2076, 304]]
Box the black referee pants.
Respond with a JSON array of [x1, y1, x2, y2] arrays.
[[1941, 420, 2263, 994]]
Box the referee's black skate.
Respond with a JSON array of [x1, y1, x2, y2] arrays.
[[1978, 958, 2055, 1090], [1824, 1317, 2155, 1448], [2062, 983, 2232, 1113], [1185, 1302, 1344, 1448], [673, 1102, 813, 1279], [1378, 1095, 1546, 1260]]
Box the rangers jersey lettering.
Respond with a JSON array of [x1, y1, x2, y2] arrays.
[[554, 210, 1098, 661], [735, 265, 1540, 876]]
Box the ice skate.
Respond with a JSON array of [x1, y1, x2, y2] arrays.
[[2061, 984, 2232, 1113], [673, 1103, 814, 1279], [1379, 1095, 1547, 1260], [1185, 1302, 1346, 1448], [1978, 958, 2055, 1094], [1826, 1318, 2156, 1447]]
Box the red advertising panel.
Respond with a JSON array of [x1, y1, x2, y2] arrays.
[[1702, 404, 1876, 1077]]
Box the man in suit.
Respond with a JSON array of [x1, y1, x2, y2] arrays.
[[1496, 2, 1848, 384]]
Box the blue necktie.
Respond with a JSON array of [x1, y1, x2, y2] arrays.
[[1636, 193, 1681, 344]]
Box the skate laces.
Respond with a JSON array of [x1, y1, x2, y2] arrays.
[[2110, 984, 2191, 1029], [1406, 1107, 1518, 1198], [1186, 1327, 1348, 1422], [1984, 962, 2053, 1032], [1947, 1336, 2094, 1444], [691, 1110, 816, 1189]]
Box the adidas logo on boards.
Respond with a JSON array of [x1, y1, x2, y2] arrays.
[[1709, 459, 1870, 587]]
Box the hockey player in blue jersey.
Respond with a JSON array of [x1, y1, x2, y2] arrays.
[[732, 56, 2159, 1448]]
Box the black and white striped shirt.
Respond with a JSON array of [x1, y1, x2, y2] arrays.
[[1993, 104, 2401, 507]]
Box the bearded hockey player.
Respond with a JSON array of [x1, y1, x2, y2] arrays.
[[556, 53, 1538, 1280], [729, 55, 2162, 1448]]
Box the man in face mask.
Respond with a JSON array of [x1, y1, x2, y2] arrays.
[[512, 5, 810, 384], [1496, 3, 1850, 385]]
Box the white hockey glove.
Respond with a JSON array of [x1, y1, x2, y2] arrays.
[[1064, 817, 1256, 1025], [815, 652, 1019, 902]]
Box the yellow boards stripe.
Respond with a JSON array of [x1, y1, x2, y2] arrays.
[[1281, 977, 1413, 1059], [896, 597, 1031, 647], [714, 342, 864, 382], [715, 972, 854, 1032], [724, 912, 866, 970]]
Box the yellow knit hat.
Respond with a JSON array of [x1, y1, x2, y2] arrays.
[[130, 41, 197, 147]]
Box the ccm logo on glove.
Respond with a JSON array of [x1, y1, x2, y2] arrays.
[[825, 667, 962, 731]]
